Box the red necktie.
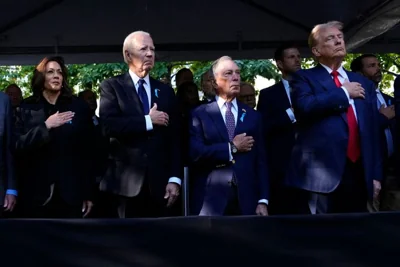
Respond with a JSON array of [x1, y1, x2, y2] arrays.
[[331, 70, 360, 162]]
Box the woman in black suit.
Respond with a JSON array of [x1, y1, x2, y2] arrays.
[[15, 56, 95, 218]]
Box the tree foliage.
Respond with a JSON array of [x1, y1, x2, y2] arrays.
[[343, 53, 399, 95], [0, 53, 398, 97], [0, 66, 35, 97]]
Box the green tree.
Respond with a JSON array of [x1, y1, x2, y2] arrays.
[[2, 53, 398, 97], [0, 65, 35, 97]]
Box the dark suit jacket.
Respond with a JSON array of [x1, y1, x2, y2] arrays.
[[0, 92, 16, 206], [378, 93, 395, 167], [394, 76, 400, 183], [286, 64, 382, 199], [99, 73, 181, 199], [257, 81, 296, 182], [189, 99, 269, 215], [15, 95, 95, 207], [91, 115, 109, 182]]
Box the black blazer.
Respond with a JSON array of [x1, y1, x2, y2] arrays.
[[0, 92, 16, 206], [257, 81, 296, 182], [379, 92, 396, 165], [99, 73, 181, 199], [15, 95, 95, 207]]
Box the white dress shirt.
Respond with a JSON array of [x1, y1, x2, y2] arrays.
[[215, 96, 268, 205], [129, 70, 181, 185], [376, 89, 394, 157], [281, 79, 296, 123], [129, 70, 153, 131], [320, 64, 358, 120]]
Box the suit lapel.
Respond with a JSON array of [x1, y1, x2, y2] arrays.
[[277, 81, 291, 108], [235, 101, 246, 136], [122, 73, 143, 115], [149, 78, 157, 107], [313, 65, 348, 123], [206, 101, 229, 141], [313, 64, 342, 92]]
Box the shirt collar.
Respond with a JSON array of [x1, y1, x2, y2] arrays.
[[215, 96, 238, 111], [129, 69, 150, 88], [320, 63, 346, 78], [281, 78, 290, 90]]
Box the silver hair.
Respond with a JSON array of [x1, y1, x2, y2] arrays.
[[122, 31, 151, 64], [308, 21, 343, 48], [211, 56, 233, 77]]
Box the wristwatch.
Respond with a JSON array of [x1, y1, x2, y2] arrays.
[[230, 142, 238, 154]]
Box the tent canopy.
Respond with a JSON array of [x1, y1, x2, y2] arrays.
[[0, 0, 399, 65]]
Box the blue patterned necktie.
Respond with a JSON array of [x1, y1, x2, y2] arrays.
[[137, 79, 149, 114], [225, 102, 235, 141]]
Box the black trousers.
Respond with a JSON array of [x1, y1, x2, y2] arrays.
[[268, 175, 300, 215], [110, 179, 172, 219], [224, 183, 241, 216], [307, 159, 368, 214], [19, 185, 82, 219]]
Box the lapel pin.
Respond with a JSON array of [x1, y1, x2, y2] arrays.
[[240, 109, 246, 122], [155, 89, 160, 98]]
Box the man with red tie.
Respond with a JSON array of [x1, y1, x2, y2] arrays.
[[286, 21, 382, 214]]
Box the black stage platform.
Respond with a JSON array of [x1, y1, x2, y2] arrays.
[[0, 213, 399, 266]]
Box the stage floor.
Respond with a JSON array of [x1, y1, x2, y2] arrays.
[[0, 213, 399, 266]]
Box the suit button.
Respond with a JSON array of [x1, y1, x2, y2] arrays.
[[232, 160, 235, 164], [143, 153, 148, 158]]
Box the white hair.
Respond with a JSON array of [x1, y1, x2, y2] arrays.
[[211, 56, 233, 77], [308, 21, 343, 49], [122, 31, 151, 64]]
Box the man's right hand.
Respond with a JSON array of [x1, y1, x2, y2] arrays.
[[45, 111, 74, 129], [233, 133, 254, 152], [379, 104, 395, 119], [149, 103, 169, 126], [342, 80, 365, 99]]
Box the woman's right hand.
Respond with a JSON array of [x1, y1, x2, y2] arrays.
[[45, 111, 75, 129]]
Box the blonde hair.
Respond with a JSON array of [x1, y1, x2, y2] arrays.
[[122, 31, 151, 64], [308, 21, 343, 49]]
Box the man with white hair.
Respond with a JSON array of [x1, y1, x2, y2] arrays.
[[286, 21, 382, 214], [189, 56, 269, 216], [99, 31, 181, 218]]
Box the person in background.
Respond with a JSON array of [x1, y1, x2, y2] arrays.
[[5, 84, 23, 125], [78, 89, 110, 217], [394, 75, 400, 196], [5, 84, 23, 108], [176, 81, 200, 164], [175, 68, 194, 87], [238, 82, 256, 109], [351, 54, 396, 211], [15, 56, 95, 218], [257, 43, 301, 215], [200, 69, 215, 104]]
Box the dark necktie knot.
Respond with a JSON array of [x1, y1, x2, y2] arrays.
[[138, 79, 146, 86], [137, 78, 149, 114]]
